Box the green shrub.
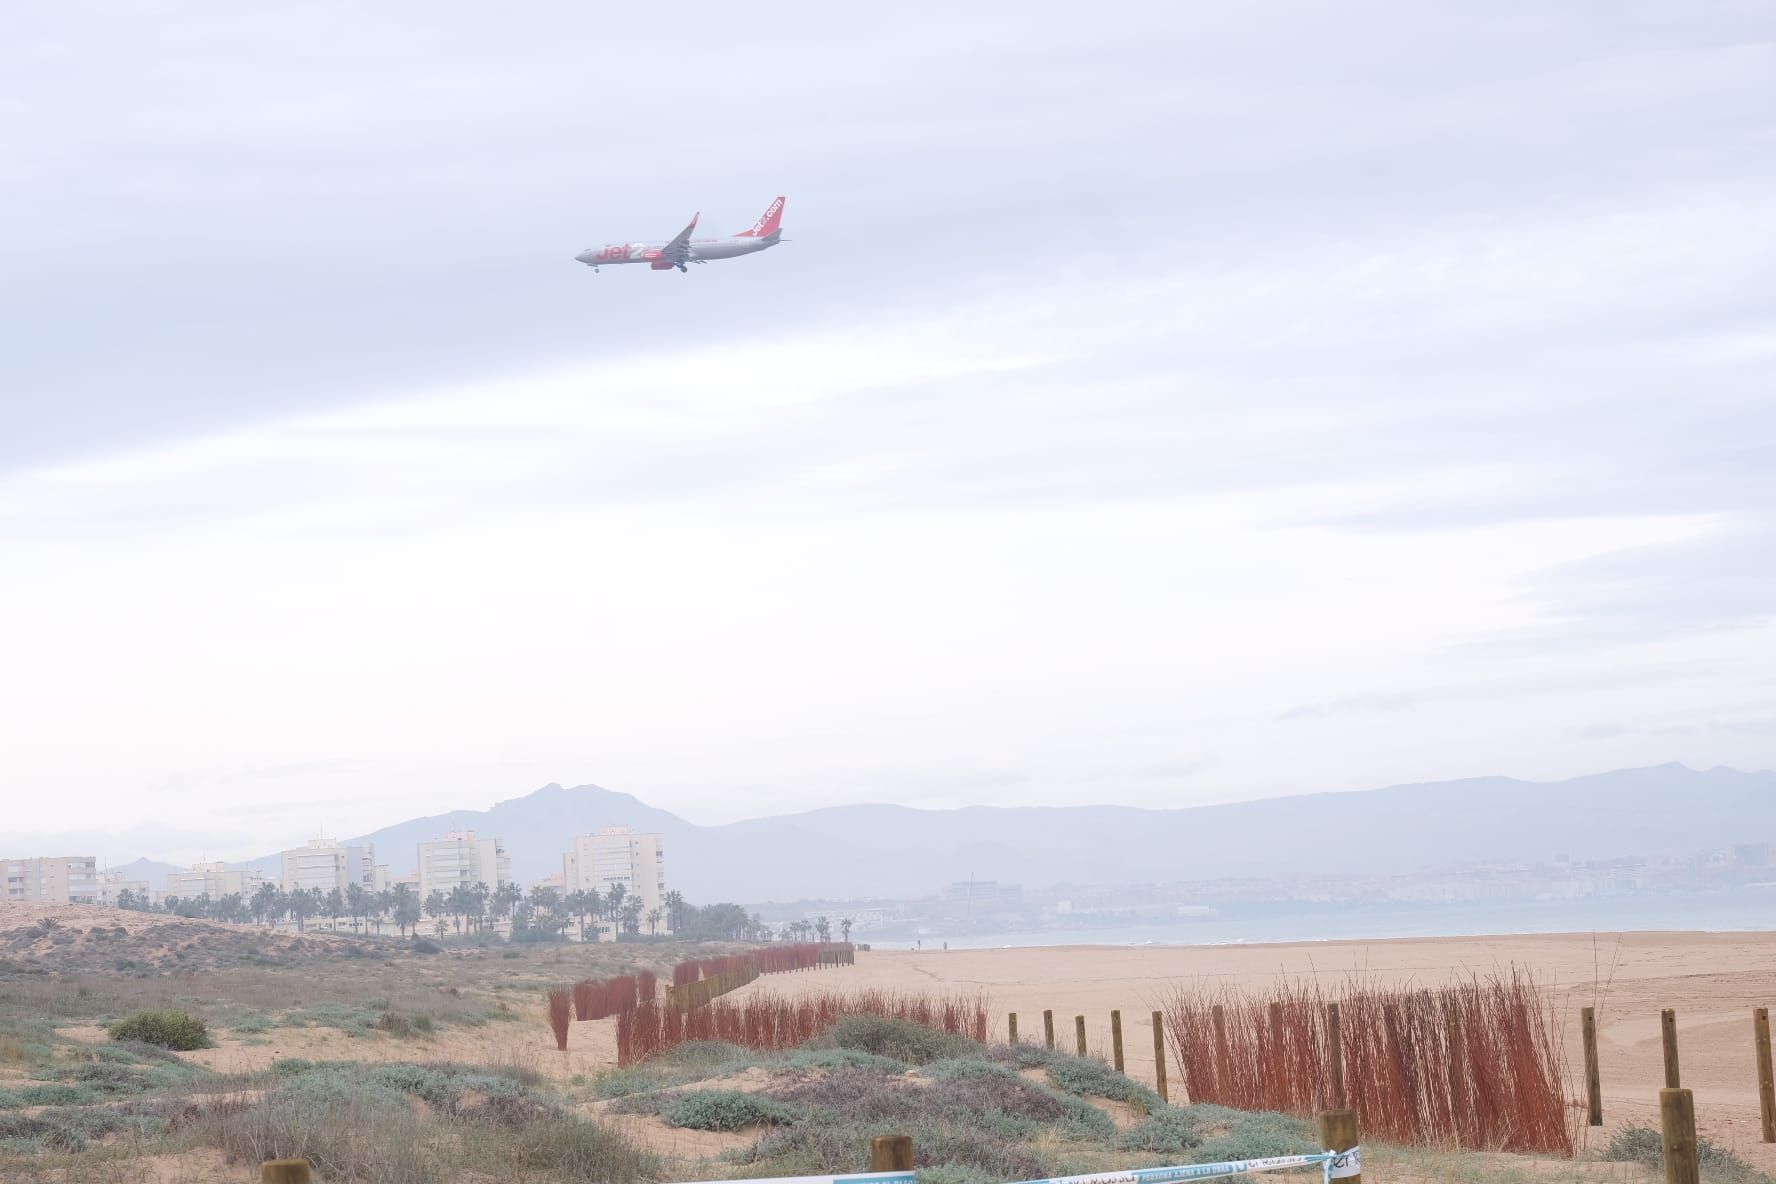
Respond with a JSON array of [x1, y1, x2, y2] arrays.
[[1607, 1125, 1772, 1184], [375, 1011, 436, 1037], [0, 1083, 99, 1109], [916, 1167, 999, 1184], [108, 1009, 210, 1051], [1117, 1107, 1203, 1153], [1045, 1054, 1165, 1110], [826, 1015, 975, 1065], [1185, 1107, 1318, 1165], [782, 1047, 905, 1073], [660, 1089, 795, 1132], [497, 1114, 658, 1184]]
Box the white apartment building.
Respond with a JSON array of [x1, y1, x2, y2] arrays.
[[280, 839, 375, 896], [165, 861, 265, 901], [2, 856, 98, 904], [96, 870, 151, 907], [416, 831, 511, 901], [562, 827, 667, 924]]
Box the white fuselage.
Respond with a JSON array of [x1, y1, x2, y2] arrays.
[[575, 234, 778, 269]]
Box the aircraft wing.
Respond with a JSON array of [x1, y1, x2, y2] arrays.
[[661, 213, 699, 267]]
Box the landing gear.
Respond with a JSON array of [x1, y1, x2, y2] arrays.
[[676, 262, 687, 273]]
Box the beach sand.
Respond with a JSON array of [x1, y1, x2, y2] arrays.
[[738, 930, 1776, 1164]]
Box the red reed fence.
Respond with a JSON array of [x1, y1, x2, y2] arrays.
[[573, 975, 640, 1021], [553, 943, 856, 1046], [546, 988, 572, 1051], [1162, 970, 1571, 1156], [617, 988, 989, 1065], [666, 943, 855, 1008]]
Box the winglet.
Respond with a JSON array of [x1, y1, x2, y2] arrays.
[[736, 196, 786, 238]]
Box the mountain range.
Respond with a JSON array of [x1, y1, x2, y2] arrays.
[[218, 762, 1776, 902]]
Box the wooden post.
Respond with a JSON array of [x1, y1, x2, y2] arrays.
[[1327, 1002, 1345, 1110], [870, 1135, 914, 1172], [1659, 1088, 1699, 1184], [1581, 1006, 1603, 1127], [1662, 1008, 1681, 1088], [1756, 1007, 1776, 1143], [1318, 1108, 1361, 1184], [1043, 1009, 1055, 1050], [1111, 1009, 1125, 1072], [1152, 1009, 1169, 1103], [1008, 1012, 1019, 1045], [1445, 1005, 1466, 1144], [1075, 1014, 1088, 1057], [262, 1162, 313, 1184]]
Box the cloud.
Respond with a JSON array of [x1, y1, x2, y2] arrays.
[[1, 2, 1774, 850]]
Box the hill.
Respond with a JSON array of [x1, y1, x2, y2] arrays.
[[0, 902, 390, 977], [298, 762, 1774, 901]]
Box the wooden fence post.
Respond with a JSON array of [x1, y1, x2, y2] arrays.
[[1581, 1006, 1603, 1127], [1075, 1014, 1088, 1057], [1318, 1108, 1361, 1184], [1756, 1007, 1775, 1143], [1327, 1002, 1345, 1110], [262, 1162, 313, 1184], [1008, 1012, 1019, 1045], [1044, 1009, 1055, 1050], [1660, 1088, 1699, 1184], [1662, 1009, 1681, 1088], [871, 1134, 914, 1171], [1111, 1009, 1125, 1073], [1152, 1009, 1169, 1103]]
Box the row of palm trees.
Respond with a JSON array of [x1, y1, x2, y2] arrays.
[[780, 915, 853, 943], [113, 879, 689, 940], [112, 881, 853, 946]]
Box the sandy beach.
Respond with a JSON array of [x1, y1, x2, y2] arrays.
[[737, 930, 1776, 1163]]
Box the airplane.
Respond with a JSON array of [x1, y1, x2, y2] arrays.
[[574, 196, 787, 273]]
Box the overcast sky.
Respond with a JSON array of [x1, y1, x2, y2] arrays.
[[4, 2, 1774, 867]]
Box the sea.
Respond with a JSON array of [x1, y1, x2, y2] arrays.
[[864, 887, 1776, 950]]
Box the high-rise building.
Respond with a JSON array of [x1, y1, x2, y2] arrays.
[[562, 827, 667, 925], [165, 862, 266, 902], [280, 839, 374, 896], [417, 831, 511, 901], [1, 856, 98, 904]]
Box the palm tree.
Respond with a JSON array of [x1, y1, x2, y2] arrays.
[[606, 881, 626, 923], [663, 890, 686, 933], [251, 881, 279, 926], [565, 890, 595, 942], [621, 896, 643, 936], [424, 890, 448, 935], [815, 916, 831, 943], [446, 884, 473, 934], [287, 887, 315, 931], [345, 882, 367, 933], [365, 887, 387, 937], [840, 917, 853, 943], [324, 888, 345, 931], [645, 907, 662, 936], [469, 882, 491, 933], [391, 884, 420, 937], [493, 881, 523, 922]]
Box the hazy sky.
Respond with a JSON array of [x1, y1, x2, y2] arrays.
[[4, 2, 1774, 866]]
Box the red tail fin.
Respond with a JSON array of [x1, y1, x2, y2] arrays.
[[736, 196, 786, 238]]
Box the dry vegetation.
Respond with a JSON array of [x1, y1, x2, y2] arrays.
[[0, 904, 1757, 1184], [1164, 969, 1572, 1155]]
